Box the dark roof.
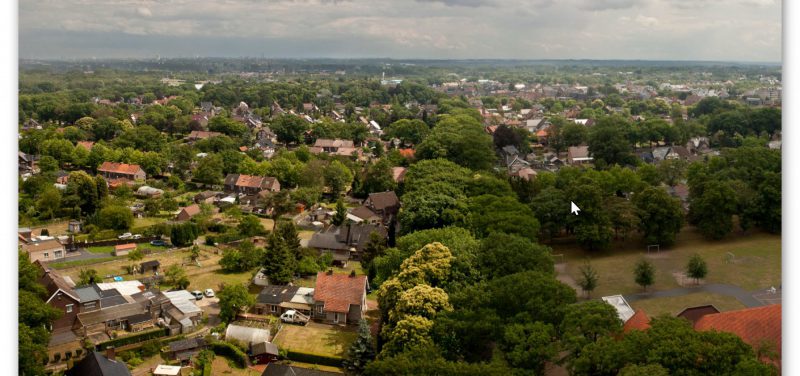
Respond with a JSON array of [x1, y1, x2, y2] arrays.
[[261, 363, 340, 376], [39, 270, 78, 302], [75, 286, 102, 302], [350, 206, 378, 220], [140, 260, 161, 269], [65, 351, 132, 376], [77, 302, 147, 326], [308, 224, 387, 253], [677, 305, 720, 325], [126, 313, 153, 325], [169, 338, 207, 353], [366, 191, 400, 211], [252, 341, 279, 356], [257, 285, 300, 305]]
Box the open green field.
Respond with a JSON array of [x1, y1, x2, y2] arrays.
[[630, 292, 747, 317], [273, 323, 358, 358], [187, 268, 253, 292], [554, 226, 781, 298], [55, 247, 219, 282], [87, 244, 169, 254]]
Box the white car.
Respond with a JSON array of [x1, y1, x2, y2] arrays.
[[132, 234, 143, 239], [191, 290, 204, 300], [118, 232, 133, 240], [204, 289, 215, 298]]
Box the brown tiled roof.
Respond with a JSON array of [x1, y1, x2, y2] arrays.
[[623, 309, 651, 333], [367, 191, 399, 211], [350, 206, 378, 221], [677, 305, 720, 325], [391, 167, 407, 183], [237, 174, 267, 189], [314, 272, 367, 313], [180, 204, 202, 217], [39, 270, 78, 302], [115, 243, 137, 251], [313, 139, 354, 149], [694, 305, 781, 363], [98, 161, 144, 175], [76, 141, 95, 150], [22, 238, 64, 253]]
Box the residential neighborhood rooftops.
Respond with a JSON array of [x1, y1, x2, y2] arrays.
[[257, 285, 300, 305], [98, 161, 145, 176], [622, 309, 651, 333], [65, 351, 131, 376], [694, 304, 781, 362], [314, 271, 367, 313], [366, 191, 399, 211]]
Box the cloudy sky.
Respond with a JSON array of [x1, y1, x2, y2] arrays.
[[19, 0, 781, 62]]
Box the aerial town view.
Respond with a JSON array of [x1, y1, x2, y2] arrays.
[[15, 1, 783, 375]]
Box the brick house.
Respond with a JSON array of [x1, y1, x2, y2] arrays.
[[363, 191, 400, 224], [98, 161, 146, 181], [224, 174, 281, 195], [22, 239, 66, 262], [175, 204, 202, 221], [312, 271, 368, 325]]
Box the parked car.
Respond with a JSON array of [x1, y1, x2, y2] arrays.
[[150, 239, 168, 247], [191, 290, 204, 300], [280, 310, 309, 325], [118, 232, 133, 240], [132, 234, 143, 239], [204, 289, 215, 298]]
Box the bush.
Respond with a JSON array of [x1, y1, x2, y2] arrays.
[[95, 328, 169, 350], [210, 341, 248, 368], [285, 350, 343, 367]]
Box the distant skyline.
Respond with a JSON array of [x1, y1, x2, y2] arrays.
[[20, 0, 782, 62]]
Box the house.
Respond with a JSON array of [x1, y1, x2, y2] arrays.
[[309, 139, 360, 157], [176, 204, 202, 221], [350, 206, 381, 224], [677, 305, 720, 325], [622, 309, 651, 333], [75, 301, 153, 337], [140, 260, 160, 274], [224, 174, 281, 195], [254, 285, 315, 316], [65, 350, 131, 376], [512, 167, 538, 181], [313, 271, 368, 325], [22, 238, 66, 262], [19, 151, 37, 175], [153, 365, 182, 376], [602, 295, 636, 323], [194, 191, 222, 204], [308, 224, 387, 265], [261, 363, 341, 376], [113, 243, 136, 257], [507, 156, 530, 174], [68, 220, 83, 233], [167, 338, 207, 363], [391, 167, 407, 183], [694, 305, 781, 366], [364, 191, 400, 223], [98, 162, 146, 181], [251, 342, 280, 364], [567, 146, 593, 165], [186, 130, 223, 141], [40, 268, 80, 331], [76, 141, 95, 151]]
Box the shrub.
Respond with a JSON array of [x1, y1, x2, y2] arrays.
[[95, 328, 169, 350], [285, 350, 343, 367], [210, 341, 248, 368]]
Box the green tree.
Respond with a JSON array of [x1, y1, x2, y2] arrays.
[[237, 214, 266, 237], [343, 319, 377, 375], [35, 186, 62, 220], [78, 268, 99, 285], [385, 119, 429, 146], [578, 260, 598, 298], [165, 264, 190, 289], [98, 205, 134, 230], [332, 198, 347, 226], [170, 222, 200, 247], [588, 115, 637, 167], [127, 249, 144, 274], [361, 231, 388, 267], [686, 253, 708, 284], [501, 322, 557, 373], [634, 186, 684, 246], [477, 233, 553, 279], [217, 283, 255, 323], [276, 221, 302, 259], [263, 233, 297, 284], [324, 160, 354, 197], [271, 114, 310, 145], [468, 195, 540, 242], [193, 154, 225, 185], [634, 259, 655, 291], [416, 114, 496, 170], [689, 180, 738, 239], [619, 364, 670, 376], [562, 122, 589, 147], [561, 300, 622, 362]]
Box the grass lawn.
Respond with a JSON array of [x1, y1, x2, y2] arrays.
[[49, 256, 118, 269], [630, 292, 747, 317], [210, 357, 262, 376], [188, 269, 254, 292], [133, 216, 168, 228], [273, 324, 358, 358], [87, 246, 115, 254], [57, 247, 222, 282], [555, 226, 781, 297]]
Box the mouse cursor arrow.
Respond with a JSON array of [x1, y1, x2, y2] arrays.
[[570, 202, 581, 215]]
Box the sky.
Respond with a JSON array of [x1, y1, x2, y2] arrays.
[[19, 0, 782, 62]]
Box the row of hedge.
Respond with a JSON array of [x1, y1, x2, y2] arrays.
[[95, 328, 169, 350], [285, 350, 344, 367], [211, 341, 248, 368]]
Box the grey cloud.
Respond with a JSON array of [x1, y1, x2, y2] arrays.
[[579, 0, 638, 11]]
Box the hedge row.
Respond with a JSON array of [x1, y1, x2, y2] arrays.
[[211, 341, 248, 368], [95, 328, 169, 350], [285, 350, 344, 367]]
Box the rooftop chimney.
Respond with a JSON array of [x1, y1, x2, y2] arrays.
[[106, 346, 116, 361]]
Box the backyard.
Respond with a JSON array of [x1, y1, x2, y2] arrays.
[[272, 323, 358, 358]]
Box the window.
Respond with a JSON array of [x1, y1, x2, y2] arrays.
[[84, 302, 96, 309], [271, 305, 277, 313], [66, 304, 73, 313], [43, 252, 49, 259], [55, 250, 63, 258], [317, 305, 323, 314]]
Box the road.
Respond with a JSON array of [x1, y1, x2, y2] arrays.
[[624, 284, 780, 308]]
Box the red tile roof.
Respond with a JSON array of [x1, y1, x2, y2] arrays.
[[398, 148, 415, 158], [623, 309, 651, 333], [180, 204, 202, 217], [98, 161, 144, 176], [314, 272, 367, 313], [694, 305, 781, 363], [77, 141, 95, 150], [115, 243, 137, 251], [237, 174, 267, 189]]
